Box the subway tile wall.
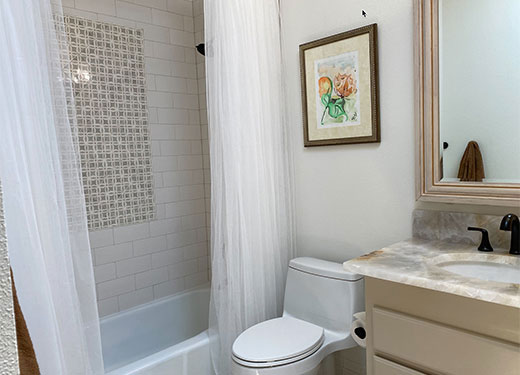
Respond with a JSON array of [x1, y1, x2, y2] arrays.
[[62, 0, 209, 317], [193, 0, 210, 258]]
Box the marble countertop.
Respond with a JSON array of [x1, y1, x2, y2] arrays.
[[343, 238, 520, 308]]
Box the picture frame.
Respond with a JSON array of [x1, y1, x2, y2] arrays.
[[299, 24, 380, 147]]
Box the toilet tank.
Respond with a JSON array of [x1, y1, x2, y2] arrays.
[[282, 257, 364, 335]]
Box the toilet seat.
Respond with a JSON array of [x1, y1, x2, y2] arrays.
[[232, 317, 324, 368]]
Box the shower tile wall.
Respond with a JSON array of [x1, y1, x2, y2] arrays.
[[64, 15, 156, 230], [193, 0, 210, 254], [63, 0, 209, 317]]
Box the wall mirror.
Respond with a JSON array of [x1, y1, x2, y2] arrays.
[[415, 0, 520, 206]]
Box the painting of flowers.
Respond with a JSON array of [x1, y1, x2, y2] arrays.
[[299, 24, 380, 146], [315, 51, 361, 128]]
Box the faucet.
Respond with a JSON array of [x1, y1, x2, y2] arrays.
[[500, 214, 519, 255], [467, 227, 493, 252]]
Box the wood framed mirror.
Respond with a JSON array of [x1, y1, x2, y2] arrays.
[[415, 0, 520, 207]]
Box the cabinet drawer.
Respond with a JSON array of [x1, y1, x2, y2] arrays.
[[374, 356, 427, 375], [372, 307, 520, 375]]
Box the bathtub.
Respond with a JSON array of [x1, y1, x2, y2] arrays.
[[101, 286, 214, 375]]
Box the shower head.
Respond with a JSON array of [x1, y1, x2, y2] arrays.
[[196, 43, 205, 56]]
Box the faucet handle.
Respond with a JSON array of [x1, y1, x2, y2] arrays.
[[467, 227, 494, 252]]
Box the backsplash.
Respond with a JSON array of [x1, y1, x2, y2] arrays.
[[413, 210, 510, 250]]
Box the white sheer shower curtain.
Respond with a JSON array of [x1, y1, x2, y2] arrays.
[[0, 0, 104, 374], [205, 0, 295, 374]]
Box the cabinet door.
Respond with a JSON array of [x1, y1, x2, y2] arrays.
[[372, 307, 520, 375], [373, 356, 428, 375]]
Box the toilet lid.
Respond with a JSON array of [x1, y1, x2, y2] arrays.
[[232, 317, 324, 365]]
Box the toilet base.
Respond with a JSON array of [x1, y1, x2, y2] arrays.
[[231, 361, 319, 375]]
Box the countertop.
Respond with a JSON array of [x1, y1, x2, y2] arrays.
[[343, 238, 520, 308]]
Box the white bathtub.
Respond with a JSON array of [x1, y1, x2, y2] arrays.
[[101, 287, 214, 375]]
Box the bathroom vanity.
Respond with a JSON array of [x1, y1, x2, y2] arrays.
[[344, 239, 520, 375]]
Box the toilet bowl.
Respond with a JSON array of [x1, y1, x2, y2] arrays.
[[231, 257, 364, 375]]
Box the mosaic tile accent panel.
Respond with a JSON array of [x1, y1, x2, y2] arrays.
[[64, 15, 155, 229]]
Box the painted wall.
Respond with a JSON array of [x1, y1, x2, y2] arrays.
[[280, 1, 518, 373], [62, 0, 209, 317], [281, 0, 416, 263], [439, 0, 520, 183]]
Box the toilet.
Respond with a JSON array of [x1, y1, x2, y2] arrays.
[[231, 257, 364, 375]]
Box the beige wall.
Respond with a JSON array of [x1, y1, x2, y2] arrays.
[[281, 0, 519, 266], [281, 0, 416, 262], [281, 1, 518, 373], [281, 2, 416, 373]]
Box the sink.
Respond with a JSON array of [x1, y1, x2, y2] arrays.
[[437, 261, 520, 284], [431, 254, 520, 284]]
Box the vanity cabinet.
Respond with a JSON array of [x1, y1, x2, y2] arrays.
[[365, 277, 520, 375]]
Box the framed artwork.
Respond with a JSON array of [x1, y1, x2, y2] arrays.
[[299, 24, 380, 147]]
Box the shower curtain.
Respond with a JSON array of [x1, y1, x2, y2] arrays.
[[205, 0, 295, 373], [0, 0, 104, 374]]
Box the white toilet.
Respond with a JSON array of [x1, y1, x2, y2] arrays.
[[231, 257, 364, 375]]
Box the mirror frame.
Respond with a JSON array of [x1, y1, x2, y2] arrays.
[[414, 0, 520, 207]]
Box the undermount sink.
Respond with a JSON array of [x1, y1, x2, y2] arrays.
[[431, 254, 520, 284]]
